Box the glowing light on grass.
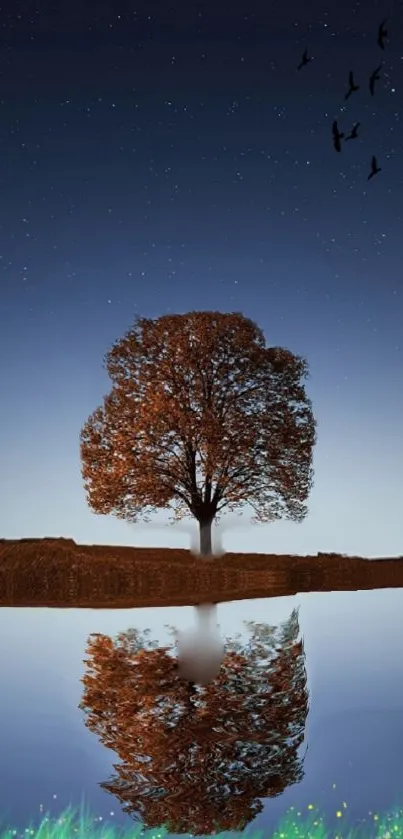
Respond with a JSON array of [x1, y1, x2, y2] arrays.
[[2, 800, 403, 839]]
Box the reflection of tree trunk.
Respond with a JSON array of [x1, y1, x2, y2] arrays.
[[177, 603, 224, 686], [195, 602, 217, 633], [199, 519, 213, 556], [194, 602, 224, 683]]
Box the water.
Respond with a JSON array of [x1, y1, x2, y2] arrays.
[[0, 588, 403, 836]]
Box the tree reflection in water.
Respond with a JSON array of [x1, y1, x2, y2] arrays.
[[79, 607, 309, 836]]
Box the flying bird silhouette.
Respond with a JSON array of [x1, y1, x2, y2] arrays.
[[332, 119, 344, 152], [344, 70, 360, 100], [367, 155, 381, 180], [377, 19, 388, 50], [369, 63, 383, 96], [345, 121, 360, 140], [297, 48, 311, 70]]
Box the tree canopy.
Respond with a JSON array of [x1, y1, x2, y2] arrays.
[[80, 310, 317, 554], [79, 608, 309, 835]]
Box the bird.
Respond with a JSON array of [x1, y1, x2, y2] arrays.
[[332, 119, 344, 152], [367, 155, 382, 180], [344, 70, 360, 101], [345, 121, 360, 141], [369, 63, 383, 96], [297, 48, 311, 70], [377, 19, 388, 50]]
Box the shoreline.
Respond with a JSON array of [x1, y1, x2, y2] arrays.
[[0, 538, 402, 608]]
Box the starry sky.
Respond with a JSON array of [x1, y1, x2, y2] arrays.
[[1, 0, 402, 557]]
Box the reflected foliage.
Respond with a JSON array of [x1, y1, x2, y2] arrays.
[[79, 609, 309, 835]]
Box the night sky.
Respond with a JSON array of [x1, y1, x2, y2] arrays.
[[1, 0, 402, 557]]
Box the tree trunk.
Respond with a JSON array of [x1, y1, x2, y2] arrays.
[[199, 518, 213, 557]]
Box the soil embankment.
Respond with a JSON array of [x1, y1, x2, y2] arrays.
[[0, 537, 402, 608]]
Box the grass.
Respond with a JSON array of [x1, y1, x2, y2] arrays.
[[2, 801, 403, 839]]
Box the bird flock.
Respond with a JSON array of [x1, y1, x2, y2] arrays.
[[298, 19, 389, 181]]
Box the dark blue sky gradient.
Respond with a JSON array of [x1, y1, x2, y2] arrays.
[[0, 0, 402, 555]]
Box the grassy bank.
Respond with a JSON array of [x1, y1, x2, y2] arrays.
[[0, 538, 403, 608], [2, 802, 403, 839]]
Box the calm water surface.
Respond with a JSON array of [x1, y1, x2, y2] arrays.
[[1, 588, 403, 836]]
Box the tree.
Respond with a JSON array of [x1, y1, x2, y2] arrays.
[[80, 311, 317, 555], [79, 608, 309, 835]]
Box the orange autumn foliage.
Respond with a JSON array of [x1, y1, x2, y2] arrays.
[[80, 311, 317, 550]]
